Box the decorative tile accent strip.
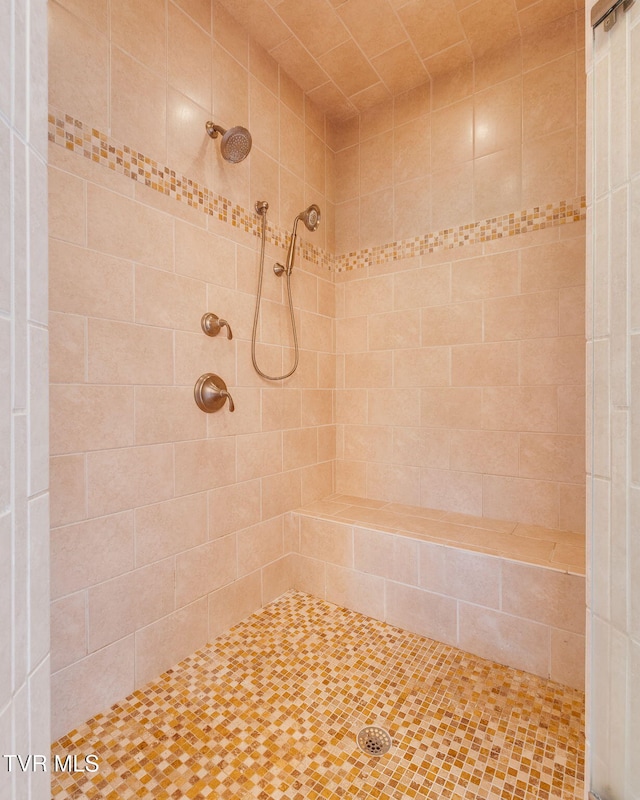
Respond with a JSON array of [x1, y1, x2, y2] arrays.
[[335, 197, 587, 272], [48, 108, 585, 276], [51, 591, 585, 800]]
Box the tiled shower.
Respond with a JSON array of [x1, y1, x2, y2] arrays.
[[1, 0, 639, 797]]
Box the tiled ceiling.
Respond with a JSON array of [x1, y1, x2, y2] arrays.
[[218, 0, 583, 120]]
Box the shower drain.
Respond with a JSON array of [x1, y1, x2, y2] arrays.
[[356, 726, 392, 756]]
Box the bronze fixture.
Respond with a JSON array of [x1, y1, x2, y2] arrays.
[[201, 313, 232, 339], [194, 373, 235, 412]]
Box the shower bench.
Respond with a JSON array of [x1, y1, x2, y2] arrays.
[[287, 494, 586, 691]]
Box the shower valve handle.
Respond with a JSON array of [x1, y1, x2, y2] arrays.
[[201, 313, 233, 339], [194, 373, 235, 413]]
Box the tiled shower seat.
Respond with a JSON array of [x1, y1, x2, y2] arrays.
[[288, 494, 586, 690]]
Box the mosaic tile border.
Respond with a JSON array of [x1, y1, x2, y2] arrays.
[[48, 107, 586, 276]]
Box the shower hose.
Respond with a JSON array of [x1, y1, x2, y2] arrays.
[[251, 204, 299, 381]]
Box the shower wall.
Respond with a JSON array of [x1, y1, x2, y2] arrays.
[[1, 0, 50, 795], [333, 12, 587, 531], [48, 0, 335, 738]]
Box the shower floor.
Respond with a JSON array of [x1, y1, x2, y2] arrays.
[[51, 591, 584, 800]]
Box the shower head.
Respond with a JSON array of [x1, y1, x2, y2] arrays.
[[280, 204, 322, 276], [298, 204, 321, 232], [206, 121, 252, 163]]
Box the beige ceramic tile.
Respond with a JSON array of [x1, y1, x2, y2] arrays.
[[87, 319, 173, 385], [168, 3, 212, 110], [174, 438, 236, 495], [208, 572, 262, 640], [50, 384, 134, 455], [49, 312, 85, 385], [50, 636, 134, 741], [520, 433, 585, 483], [483, 475, 558, 528], [87, 444, 174, 517], [49, 2, 109, 130], [236, 517, 284, 576], [134, 598, 208, 686], [452, 341, 519, 386], [135, 493, 208, 566], [353, 526, 419, 585], [299, 515, 353, 567], [50, 454, 86, 528], [51, 593, 86, 673], [110, 0, 166, 76], [48, 168, 85, 246], [51, 512, 134, 599], [451, 251, 519, 302], [386, 581, 458, 645], [110, 47, 167, 164], [175, 535, 237, 607], [86, 185, 174, 271], [458, 601, 550, 678], [88, 558, 175, 652], [261, 470, 302, 520]]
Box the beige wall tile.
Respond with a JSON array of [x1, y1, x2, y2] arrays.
[[87, 318, 174, 385], [421, 301, 483, 346], [345, 351, 393, 388], [394, 347, 450, 388], [502, 562, 585, 633], [482, 386, 558, 432], [354, 526, 419, 585], [236, 431, 282, 482], [111, 47, 167, 164], [325, 563, 385, 620], [452, 342, 519, 386], [420, 544, 501, 608], [168, 3, 212, 111], [452, 251, 519, 302], [88, 558, 175, 651], [49, 312, 86, 385], [420, 468, 483, 516], [520, 237, 585, 292], [484, 290, 559, 341], [87, 444, 174, 517], [48, 168, 85, 246], [135, 386, 206, 446], [49, 2, 109, 130], [549, 628, 584, 690], [135, 265, 206, 334], [134, 598, 208, 686], [51, 593, 86, 673], [209, 480, 261, 538], [458, 602, 550, 677], [421, 387, 482, 429], [520, 433, 585, 483], [261, 470, 302, 520], [51, 636, 134, 741], [483, 475, 558, 527], [87, 184, 174, 270], [175, 535, 237, 607], [386, 581, 458, 645], [208, 572, 262, 640], [237, 517, 284, 576], [135, 493, 208, 566], [50, 239, 134, 321], [50, 454, 86, 528], [174, 438, 236, 495], [519, 336, 585, 385], [111, 0, 166, 77], [450, 429, 519, 476], [51, 512, 134, 599], [50, 385, 134, 455], [283, 427, 318, 470], [300, 516, 353, 567]]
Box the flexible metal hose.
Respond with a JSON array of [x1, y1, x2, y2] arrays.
[[251, 206, 299, 381]]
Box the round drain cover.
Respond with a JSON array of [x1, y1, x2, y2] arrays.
[[357, 726, 392, 756]]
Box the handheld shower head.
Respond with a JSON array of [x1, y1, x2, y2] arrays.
[[299, 204, 321, 232], [206, 121, 252, 163], [278, 204, 322, 276]]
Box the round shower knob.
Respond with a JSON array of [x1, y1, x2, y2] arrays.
[[194, 374, 235, 413]]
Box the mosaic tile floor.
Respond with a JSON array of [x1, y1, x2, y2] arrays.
[[51, 591, 585, 800]]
